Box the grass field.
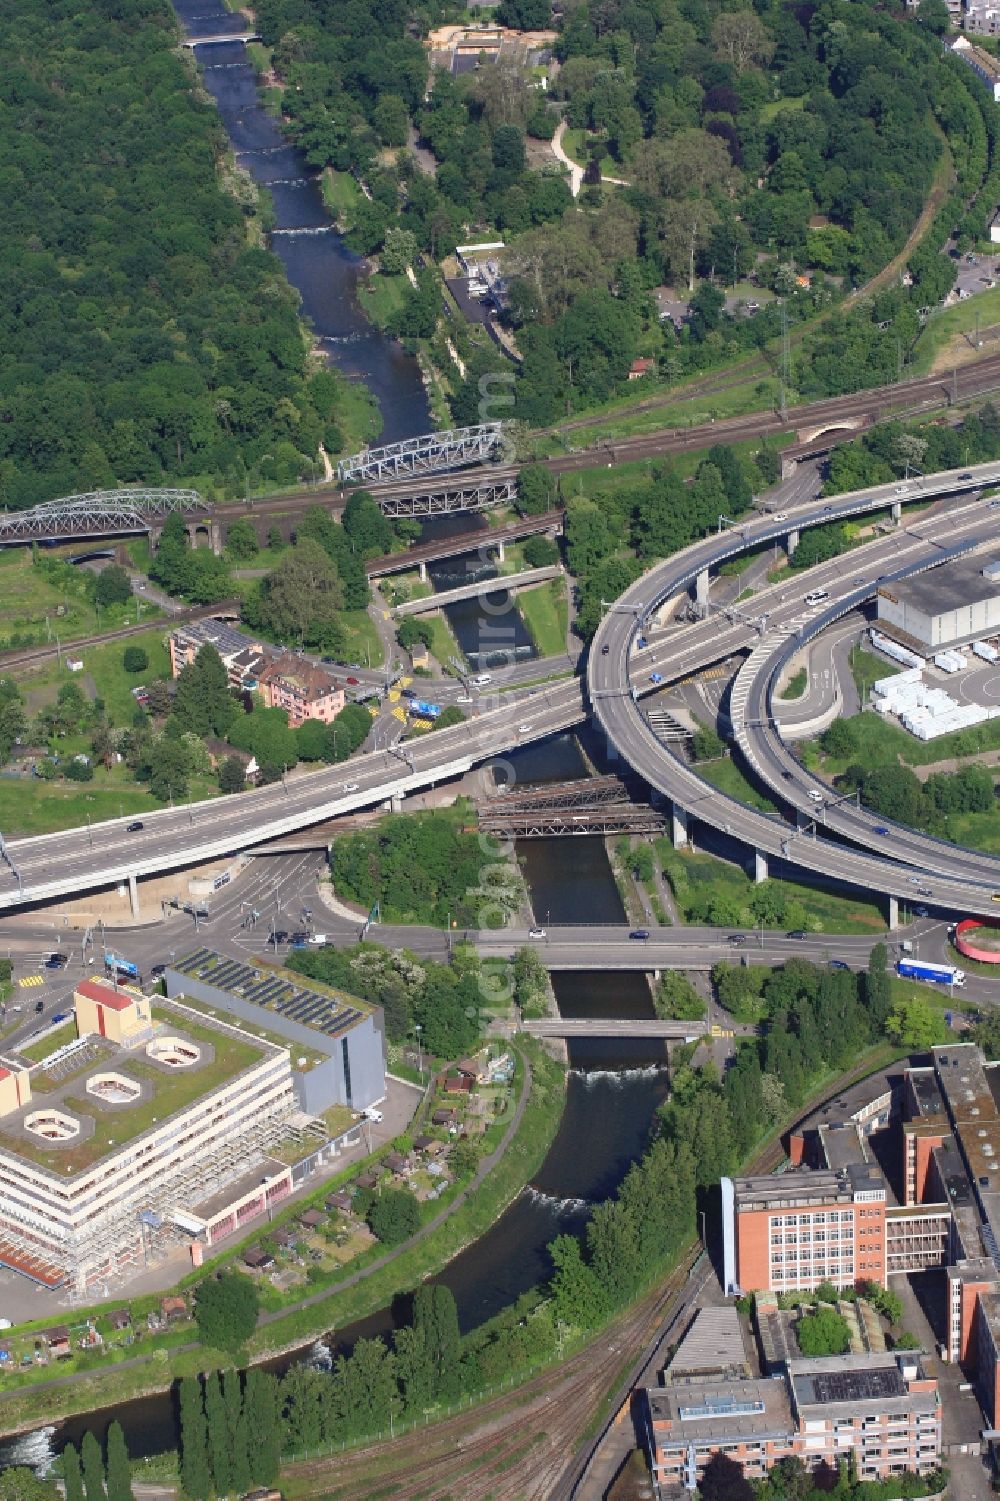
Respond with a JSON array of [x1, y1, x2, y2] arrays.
[[18, 627, 172, 724], [358, 272, 409, 330], [818, 706, 1000, 774], [657, 844, 888, 934], [422, 610, 462, 669], [696, 754, 780, 813], [759, 96, 806, 123], [912, 286, 1000, 374], [780, 667, 807, 700], [849, 645, 900, 699], [320, 168, 362, 224], [0, 552, 161, 649], [339, 609, 384, 670], [517, 580, 567, 657]]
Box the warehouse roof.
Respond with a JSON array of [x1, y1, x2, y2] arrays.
[[879, 555, 1000, 616]]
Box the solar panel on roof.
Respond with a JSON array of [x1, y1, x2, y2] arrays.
[[809, 1369, 904, 1405]]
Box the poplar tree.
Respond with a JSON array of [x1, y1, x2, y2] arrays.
[[243, 1369, 281, 1485], [62, 1444, 85, 1501], [203, 1373, 231, 1498], [105, 1423, 133, 1501], [80, 1433, 106, 1501], [178, 1377, 211, 1501], [223, 1370, 251, 1496]]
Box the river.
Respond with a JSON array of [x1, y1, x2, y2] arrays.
[[0, 8, 668, 1468], [171, 0, 430, 445]]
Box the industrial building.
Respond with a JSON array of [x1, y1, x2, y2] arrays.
[[721, 1044, 1000, 1442], [0, 958, 384, 1295], [165, 950, 386, 1117], [642, 1305, 942, 1493], [875, 554, 1000, 653]]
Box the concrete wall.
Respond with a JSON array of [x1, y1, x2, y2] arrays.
[[163, 968, 386, 1111], [878, 592, 1000, 649]]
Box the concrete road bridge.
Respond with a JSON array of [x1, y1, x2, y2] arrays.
[[521, 1017, 707, 1039], [10, 461, 1000, 914], [394, 565, 561, 617]]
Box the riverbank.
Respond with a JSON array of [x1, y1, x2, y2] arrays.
[[0, 1041, 565, 1438]]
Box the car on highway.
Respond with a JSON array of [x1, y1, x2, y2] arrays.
[[807, 789, 824, 802], [290, 933, 309, 949], [908, 875, 921, 886], [44, 953, 67, 969], [637, 635, 648, 649], [728, 934, 746, 946], [772, 512, 787, 522], [781, 771, 792, 780], [51, 1011, 70, 1025], [34, 1000, 44, 1014], [273, 930, 289, 945], [960, 472, 973, 480], [343, 782, 359, 793], [989, 498, 1000, 511], [528, 927, 546, 939], [829, 960, 850, 971], [804, 590, 829, 606], [649, 672, 664, 685], [629, 928, 650, 941], [518, 724, 531, 734], [917, 887, 933, 897], [823, 504, 833, 513], [601, 644, 610, 655], [126, 820, 144, 833], [873, 825, 889, 835], [787, 930, 806, 940]]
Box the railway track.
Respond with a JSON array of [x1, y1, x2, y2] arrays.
[[0, 601, 239, 673]]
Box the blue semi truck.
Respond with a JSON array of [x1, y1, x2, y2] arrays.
[[896, 958, 965, 988]]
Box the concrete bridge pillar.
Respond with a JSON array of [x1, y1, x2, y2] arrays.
[[781, 455, 798, 481], [672, 804, 689, 850], [891, 501, 901, 522], [210, 522, 222, 557], [755, 850, 769, 884], [888, 895, 898, 931], [418, 561, 428, 582], [495, 540, 506, 564], [390, 792, 404, 813], [695, 569, 709, 607], [128, 873, 140, 918], [787, 528, 800, 557]]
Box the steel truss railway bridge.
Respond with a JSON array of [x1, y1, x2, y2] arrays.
[[0, 490, 208, 546], [336, 423, 508, 485]]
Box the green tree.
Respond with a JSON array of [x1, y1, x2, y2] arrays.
[[81, 1432, 106, 1501], [342, 490, 392, 556], [549, 1233, 610, 1329], [193, 1272, 259, 1354], [257, 538, 345, 648], [219, 754, 247, 794], [172, 645, 238, 738], [203, 1373, 231, 1498], [886, 995, 947, 1049], [516, 464, 558, 516], [691, 723, 725, 761], [93, 565, 133, 608], [522, 534, 559, 568], [243, 1369, 281, 1486], [179, 1377, 211, 1501], [396, 617, 434, 652], [223, 1369, 251, 1497], [412, 1284, 461, 1400], [63, 1447, 85, 1501], [654, 972, 706, 1021], [225, 518, 259, 561], [105, 1424, 133, 1501], [366, 1186, 421, 1245], [123, 646, 148, 674], [380, 227, 418, 275], [0, 1474, 58, 1501], [796, 1305, 851, 1356]]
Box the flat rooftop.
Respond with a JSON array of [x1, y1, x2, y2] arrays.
[[188, 1155, 289, 1224], [173, 949, 372, 1044], [819, 1121, 868, 1173], [0, 1000, 277, 1178], [879, 554, 1000, 617], [907, 1066, 949, 1122], [789, 1355, 935, 1417], [798, 1066, 900, 1135], [646, 1377, 791, 1446], [734, 1163, 885, 1212]]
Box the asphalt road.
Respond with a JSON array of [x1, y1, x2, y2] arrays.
[[590, 460, 1000, 916]]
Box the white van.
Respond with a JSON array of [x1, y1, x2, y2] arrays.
[[471, 673, 492, 687], [804, 589, 829, 606], [362, 1107, 383, 1123]]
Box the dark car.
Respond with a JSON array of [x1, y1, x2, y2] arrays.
[[873, 825, 889, 836], [781, 770, 792, 780], [126, 820, 144, 833], [829, 959, 850, 971], [273, 929, 289, 945], [34, 1000, 44, 1014], [150, 964, 166, 979], [601, 643, 610, 655], [959, 472, 973, 480], [44, 953, 67, 969], [628, 928, 650, 941], [728, 934, 746, 947], [787, 930, 806, 940]]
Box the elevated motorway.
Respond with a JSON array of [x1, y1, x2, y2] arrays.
[[590, 459, 1000, 921], [6, 461, 1000, 914]]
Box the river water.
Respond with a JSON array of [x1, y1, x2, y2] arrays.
[[171, 0, 430, 445], [0, 11, 667, 1468]]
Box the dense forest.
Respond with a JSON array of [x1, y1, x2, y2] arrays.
[[256, 0, 986, 422], [0, 0, 341, 509]]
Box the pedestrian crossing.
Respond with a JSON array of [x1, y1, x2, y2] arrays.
[[18, 975, 43, 989]]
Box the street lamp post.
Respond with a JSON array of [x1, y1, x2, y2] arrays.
[[414, 1023, 423, 1077]]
